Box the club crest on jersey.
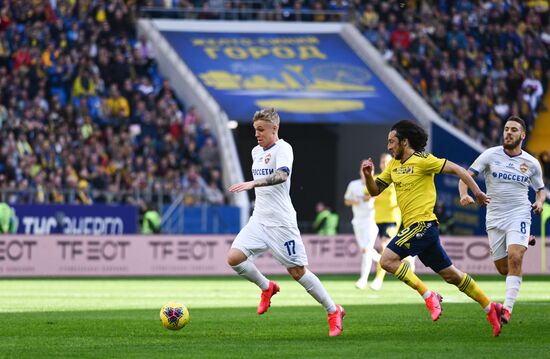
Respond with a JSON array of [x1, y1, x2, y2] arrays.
[[520, 162, 528, 173], [264, 153, 272, 165]]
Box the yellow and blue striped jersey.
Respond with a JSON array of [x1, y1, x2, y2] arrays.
[[375, 152, 446, 228]]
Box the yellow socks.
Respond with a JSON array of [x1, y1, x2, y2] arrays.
[[457, 273, 491, 309], [395, 265, 491, 309], [374, 263, 386, 282], [394, 261, 428, 296]]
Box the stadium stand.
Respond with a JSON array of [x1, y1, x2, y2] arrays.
[[0, 0, 226, 212], [357, 0, 549, 149]]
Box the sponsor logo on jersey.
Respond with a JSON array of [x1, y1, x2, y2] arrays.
[[265, 153, 272, 165], [393, 166, 414, 174], [491, 172, 529, 182], [252, 168, 274, 176], [520, 162, 528, 173]]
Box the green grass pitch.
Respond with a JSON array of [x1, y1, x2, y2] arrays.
[[1, 275, 549, 358]]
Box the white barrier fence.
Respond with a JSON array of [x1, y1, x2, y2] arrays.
[[0, 235, 548, 277]]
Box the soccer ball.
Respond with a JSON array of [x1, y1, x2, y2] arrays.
[[160, 302, 190, 330]]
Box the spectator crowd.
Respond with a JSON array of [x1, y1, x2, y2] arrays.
[[0, 0, 225, 210], [359, 0, 549, 148]]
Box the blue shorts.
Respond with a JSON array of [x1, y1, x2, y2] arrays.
[[386, 221, 452, 273]]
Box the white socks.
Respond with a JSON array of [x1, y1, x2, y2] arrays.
[[232, 262, 337, 314], [371, 250, 381, 263], [360, 251, 374, 282], [298, 269, 337, 313], [504, 275, 522, 312], [231, 260, 270, 291]]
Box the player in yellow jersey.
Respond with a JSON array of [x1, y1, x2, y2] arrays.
[[362, 120, 503, 337], [369, 153, 415, 291]]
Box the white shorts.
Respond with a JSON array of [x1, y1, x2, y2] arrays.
[[487, 225, 530, 261], [231, 217, 308, 268], [352, 220, 379, 250]]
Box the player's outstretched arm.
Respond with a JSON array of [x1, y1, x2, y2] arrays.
[[458, 170, 477, 206], [254, 169, 288, 187], [229, 169, 289, 193], [532, 188, 547, 214], [442, 160, 490, 205]]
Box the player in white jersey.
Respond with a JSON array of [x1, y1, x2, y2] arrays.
[[227, 108, 345, 337], [344, 162, 379, 289], [458, 116, 546, 325]]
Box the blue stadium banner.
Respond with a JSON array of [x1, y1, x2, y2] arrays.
[[161, 31, 413, 123], [12, 204, 138, 235], [161, 205, 241, 234]]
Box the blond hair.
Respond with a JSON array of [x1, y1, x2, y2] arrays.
[[253, 107, 280, 126]]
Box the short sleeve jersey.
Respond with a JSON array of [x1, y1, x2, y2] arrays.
[[344, 179, 375, 224], [250, 139, 297, 227], [376, 152, 446, 228], [373, 174, 401, 224], [469, 146, 545, 230]]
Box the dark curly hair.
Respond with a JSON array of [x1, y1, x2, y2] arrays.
[[390, 120, 428, 152]]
